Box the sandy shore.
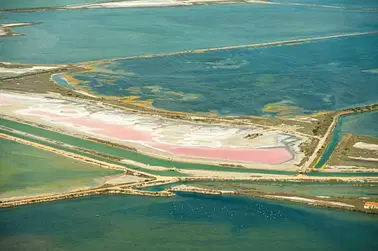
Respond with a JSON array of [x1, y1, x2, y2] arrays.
[[263, 195, 356, 208], [0, 22, 39, 37]]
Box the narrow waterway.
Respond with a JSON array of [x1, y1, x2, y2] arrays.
[[314, 110, 378, 169]]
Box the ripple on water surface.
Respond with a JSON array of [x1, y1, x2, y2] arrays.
[[1, 3, 378, 63], [61, 34, 378, 116], [0, 194, 377, 251]]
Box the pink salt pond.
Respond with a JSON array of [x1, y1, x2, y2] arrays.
[[24, 110, 293, 164]]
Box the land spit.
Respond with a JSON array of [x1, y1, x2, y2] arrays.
[[167, 184, 378, 214]]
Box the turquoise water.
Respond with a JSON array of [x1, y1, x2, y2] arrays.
[[66, 33, 378, 116], [0, 0, 110, 10], [1, 194, 378, 251], [275, 0, 378, 8], [51, 74, 75, 89], [314, 111, 378, 168], [1, 4, 378, 64]]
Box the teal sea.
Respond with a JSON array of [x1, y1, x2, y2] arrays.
[[1, 194, 378, 251], [1, 4, 378, 64]]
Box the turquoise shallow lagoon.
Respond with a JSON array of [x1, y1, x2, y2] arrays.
[[1, 194, 378, 251], [68, 33, 378, 116], [1, 4, 378, 64]]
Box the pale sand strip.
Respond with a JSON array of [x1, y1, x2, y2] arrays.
[[0, 22, 39, 37], [65, 0, 271, 9], [354, 142, 378, 151], [349, 156, 378, 162], [264, 195, 355, 208], [79, 30, 378, 65], [0, 66, 59, 75]]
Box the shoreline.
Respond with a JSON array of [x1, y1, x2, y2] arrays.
[[167, 184, 378, 214], [0, 22, 41, 37], [2, 0, 377, 13]]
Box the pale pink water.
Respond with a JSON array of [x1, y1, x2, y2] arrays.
[[21, 109, 293, 164], [0, 99, 12, 106], [154, 143, 292, 164], [27, 111, 152, 141]]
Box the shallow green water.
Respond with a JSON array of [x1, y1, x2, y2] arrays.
[[314, 111, 378, 168], [0, 138, 121, 199], [1, 4, 377, 64], [1, 194, 377, 251]]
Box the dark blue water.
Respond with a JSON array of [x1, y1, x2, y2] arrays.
[[0, 194, 377, 251]]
